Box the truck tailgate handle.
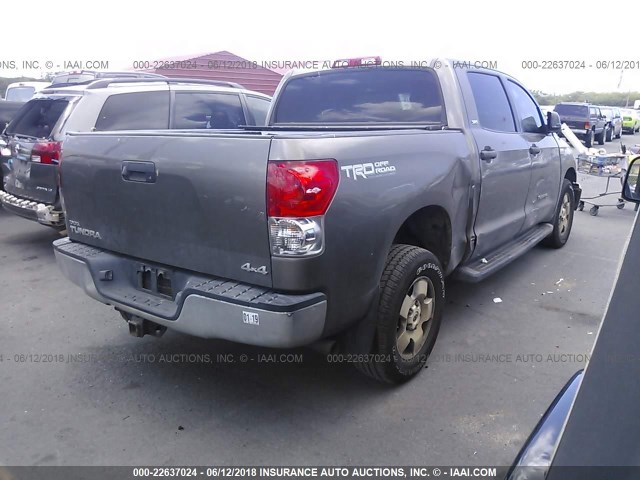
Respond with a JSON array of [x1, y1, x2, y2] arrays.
[[480, 146, 497, 162], [122, 161, 157, 183]]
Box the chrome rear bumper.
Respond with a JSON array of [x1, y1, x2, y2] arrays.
[[0, 190, 64, 226]]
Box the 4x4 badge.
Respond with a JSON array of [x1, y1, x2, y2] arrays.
[[241, 263, 268, 275]]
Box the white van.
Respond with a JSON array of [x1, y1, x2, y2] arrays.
[[4, 81, 51, 102]]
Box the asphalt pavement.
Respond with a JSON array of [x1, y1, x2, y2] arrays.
[[0, 134, 637, 468]]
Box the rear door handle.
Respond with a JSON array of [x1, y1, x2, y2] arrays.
[[529, 144, 541, 155], [480, 146, 497, 162], [122, 161, 157, 183]]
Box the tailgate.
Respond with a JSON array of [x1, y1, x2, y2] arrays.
[[558, 115, 587, 130], [61, 132, 274, 287]]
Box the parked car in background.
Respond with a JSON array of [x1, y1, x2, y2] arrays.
[[4, 81, 51, 102], [599, 106, 622, 141], [49, 70, 166, 86], [622, 108, 640, 133], [0, 78, 271, 227], [539, 105, 555, 119], [54, 58, 579, 384], [554, 103, 607, 147]]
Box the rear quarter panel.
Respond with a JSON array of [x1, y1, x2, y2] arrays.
[[269, 130, 474, 336]]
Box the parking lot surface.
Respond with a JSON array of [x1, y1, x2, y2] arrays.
[[0, 135, 637, 467]]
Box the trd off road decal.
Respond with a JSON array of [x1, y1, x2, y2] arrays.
[[341, 161, 396, 180]]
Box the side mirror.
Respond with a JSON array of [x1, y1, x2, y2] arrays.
[[546, 111, 561, 133], [622, 157, 640, 203]]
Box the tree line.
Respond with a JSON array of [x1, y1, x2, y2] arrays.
[[532, 90, 640, 107]]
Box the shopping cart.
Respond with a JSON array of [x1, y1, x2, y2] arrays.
[[576, 153, 628, 216]]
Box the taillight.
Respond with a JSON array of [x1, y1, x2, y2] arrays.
[[584, 122, 590, 130], [267, 160, 339, 217], [267, 160, 339, 256], [31, 141, 62, 165]]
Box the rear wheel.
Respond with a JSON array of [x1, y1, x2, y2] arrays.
[[543, 179, 575, 248], [354, 245, 444, 384], [606, 126, 613, 142], [584, 130, 594, 148]]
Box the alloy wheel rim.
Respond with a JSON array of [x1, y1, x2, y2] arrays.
[[396, 276, 435, 360], [559, 193, 571, 237]]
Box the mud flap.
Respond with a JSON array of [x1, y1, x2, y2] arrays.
[[339, 289, 380, 354], [572, 182, 582, 210]]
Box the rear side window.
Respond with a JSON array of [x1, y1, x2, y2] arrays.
[[554, 104, 589, 117], [95, 91, 169, 130], [467, 72, 515, 132], [172, 92, 245, 129], [505, 80, 543, 133], [273, 69, 445, 124], [245, 96, 271, 125], [5, 99, 69, 138]]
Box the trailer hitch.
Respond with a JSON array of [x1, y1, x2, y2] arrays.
[[118, 310, 167, 338]]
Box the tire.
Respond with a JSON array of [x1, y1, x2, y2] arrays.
[[584, 130, 594, 148], [354, 245, 444, 384], [606, 127, 613, 142], [596, 128, 606, 145], [542, 179, 575, 248]]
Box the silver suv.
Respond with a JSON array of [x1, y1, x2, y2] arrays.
[[0, 78, 271, 227]]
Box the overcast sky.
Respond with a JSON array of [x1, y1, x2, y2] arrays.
[[3, 0, 640, 95]]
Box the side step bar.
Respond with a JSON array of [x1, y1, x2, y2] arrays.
[[454, 223, 553, 283]]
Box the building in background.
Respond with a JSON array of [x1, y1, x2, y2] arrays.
[[146, 51, 283, 95]]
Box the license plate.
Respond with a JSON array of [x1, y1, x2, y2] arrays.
[[242, 311, 259, 326]]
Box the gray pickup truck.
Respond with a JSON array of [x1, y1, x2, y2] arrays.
[[54, 58, 580, 384]]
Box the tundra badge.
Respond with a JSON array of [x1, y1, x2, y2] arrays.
[[68, 220, 102, 240]]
